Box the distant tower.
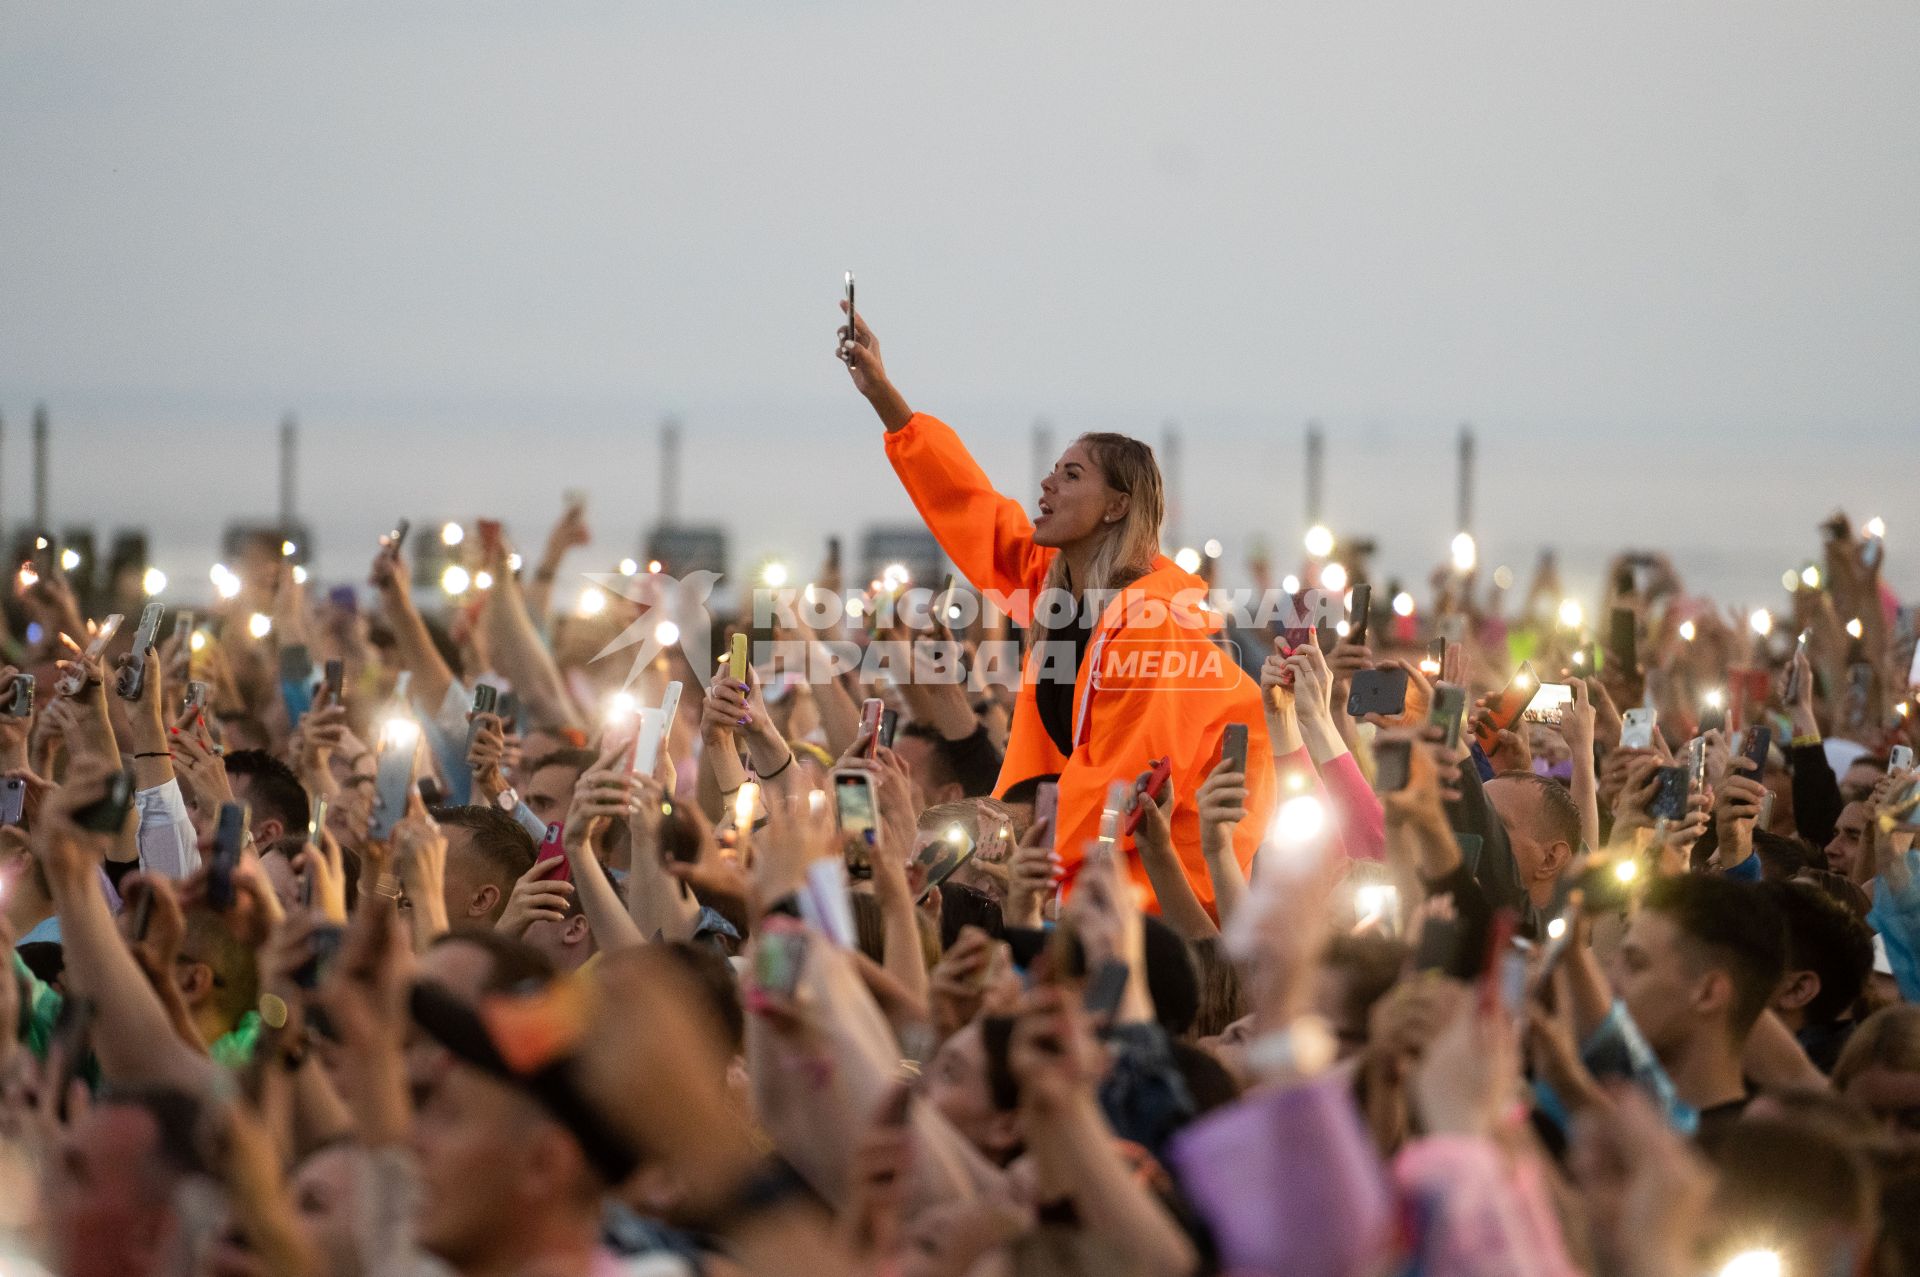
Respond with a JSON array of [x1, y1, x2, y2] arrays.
[[1304, 420, 1324, 530], [32, 403, 49, 531], [660, 417, 682, 525], [1456, 423, 1475, 537], [279, 413, 299, 527], [1030, 418, 1053, 499]]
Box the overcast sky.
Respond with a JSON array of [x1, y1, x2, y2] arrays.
[[2, 1, 1916, 611]]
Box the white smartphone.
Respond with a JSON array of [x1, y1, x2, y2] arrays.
[[1096, 779, 1130, 844], [1621, 707, 1657, 751], [632, 708, 668, 778], [1894, 745, 1915, 772]]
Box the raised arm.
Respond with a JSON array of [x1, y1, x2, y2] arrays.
[[839, 308, 1053, 607]]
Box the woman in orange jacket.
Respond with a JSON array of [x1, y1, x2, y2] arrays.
[[837, 305, 1274, 919]]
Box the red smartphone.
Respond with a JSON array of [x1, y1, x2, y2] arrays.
[[1474, 663, 1540, 752], [477, 519, 504, 554], [536, 822, 572, 883], [1123, 756, 1173, 837]]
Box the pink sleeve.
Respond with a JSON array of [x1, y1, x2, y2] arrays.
[[1274, 746, 1352, 860], [1393, 1135, 1581, 1277], [1317, 752, 1385, 863]]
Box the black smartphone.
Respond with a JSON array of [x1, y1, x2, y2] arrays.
[[324, 658, 345, 703], [1699, 698, 1729, 734], [1740, 725, 1773, 774], [877, 707, 899, 751], [1083, 958, 1130, 1018], [73, 769, 135, 834], [1412, 913, 1464, 976], [208, 802, 247, 911], [292, 925, 345, 991], [383, 518, 411, 561], [1374, 737, 1413, 792], [1429, 683, 1467, 749], [49, 996, 96, 1121], [1347, 582, 1372, 647], [1346, 667, 1409, 718], [840, 272, 857, 362], [0, 777, 26, 827], [470, 684, 498, 717], [113, 602, 165, 701], [130, 884, 156, 942], [1649, 766, 1690, 821], [1220, 723, 1249, 774], [1607, 607, 1638, 676], [497, 690, 520, 734]]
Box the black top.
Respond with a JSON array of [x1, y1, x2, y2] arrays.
[[1033, 598, 1094, 758]]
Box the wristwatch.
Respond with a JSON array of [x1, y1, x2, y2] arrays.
[[495, 787, 520, 812]]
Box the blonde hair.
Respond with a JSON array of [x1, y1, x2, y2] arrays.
[[1041, 432, 1165, 598]]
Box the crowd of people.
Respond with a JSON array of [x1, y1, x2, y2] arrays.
[[0, 305, 1916, 1277]]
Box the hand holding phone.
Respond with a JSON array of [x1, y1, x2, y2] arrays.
[[113, 603, 165, 701], [1122, 756, 1173, 837]]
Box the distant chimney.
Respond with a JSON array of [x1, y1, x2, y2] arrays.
[[659, 417, 682, 526]]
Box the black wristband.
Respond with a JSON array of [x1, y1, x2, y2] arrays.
[[755, 751, 795, 782], [134, 751, 172, 759]]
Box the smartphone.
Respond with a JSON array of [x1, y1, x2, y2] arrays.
[[535, 822, 572, 884], [916, 823, 977, 902], [292, 925, 345, 991], [467, 684, 498, 754], [633, 701, 675, 777], [49, 996, 96, 1122], [369, 718, 420, 839], [1083, 959, 1130, 1018], [382, 518, 411, 562], [498, 690, 520, 734], [113, 602, 165, 701], [324, 659, 345, 704], [1523, 681, 1576, 726], [842, 271, 857, 357], [1476, 663, 1541, 750], [1091, 779, 1128, 845], [1425, 638, 1447, 674], [1346, 582, 1372, 647], [308, 793, 331, 853], [1034, 780, 1059, 850], [1346, 667, 1410, 718], [1650, 766, 1690, 820], [1741, 725, 1774, 774], [755, 928, 809, 1001], [278, 644, 314, 686], [1476, 910, 1518, 1016], [1607, 607, 1638, 676], [1686, 736, 1708, 792], [1282, 589, 1316, 652], [1373, 737, 1413, 792], [130, 884, 156, 942], [2, 674, 32, 719], [1620, 707, 1657, 751], [1412, 912, 1464, 976], [877, 707, 899, 751], [476, 519, 503, 554], [729, 631, 749, 684], [859, 697, 884, 757], [170, 610, 195, 649], [1122, 756, 1173, 837], [0, 777, 26, 826], [833, 769, 878, 845], [73, 769, 135, 834], [1429, 684, 1467, 749], [1699, 695, 1729, 734], [208, 802, 246, 911], [1892, 744, 1915, 772], [1220, 723, 1249, 775]]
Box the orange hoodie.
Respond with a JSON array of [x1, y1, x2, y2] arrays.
[[885, 413, 1275, 917]]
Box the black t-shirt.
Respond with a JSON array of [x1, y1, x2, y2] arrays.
[[1693, 1092, 1754, 1150], [1033, 599, 1093, 758]]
